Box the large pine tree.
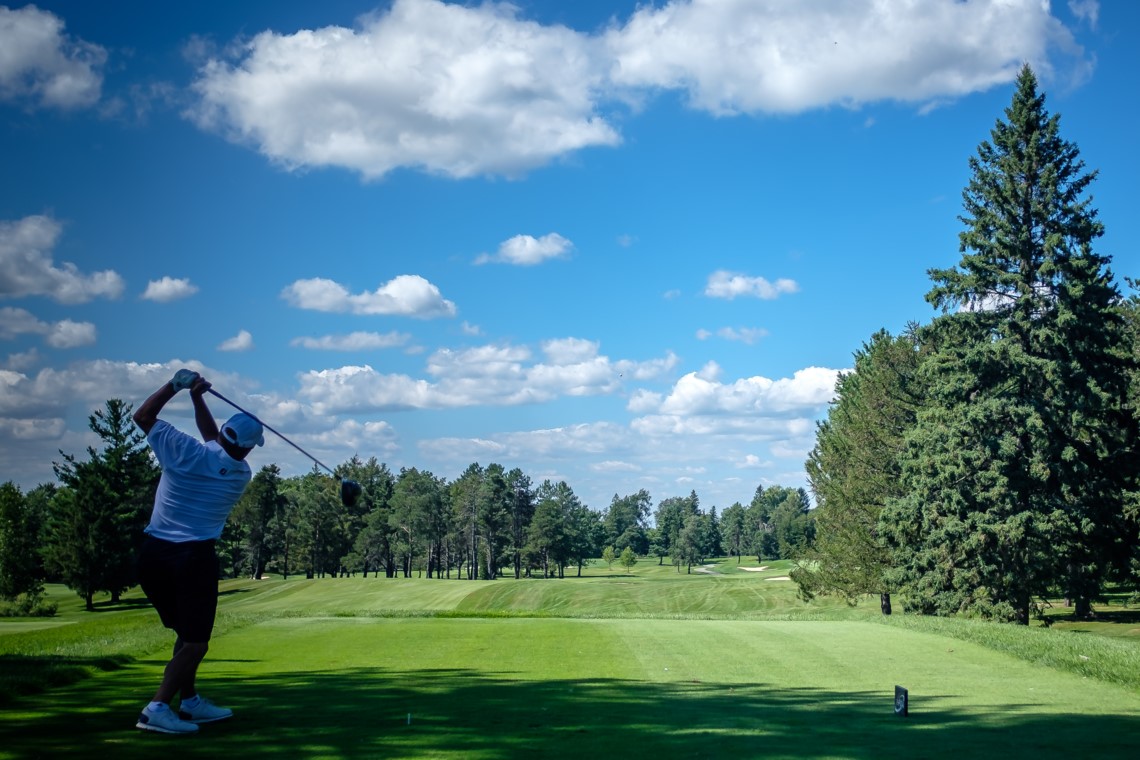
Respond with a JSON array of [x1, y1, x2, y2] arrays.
[[797, 329, 922, 614], [884, 66, 1138, 623], [45, 399, 159, 609]]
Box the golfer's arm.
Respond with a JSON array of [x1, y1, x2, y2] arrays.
[[191, 389, 219, 443], [134, 382, 177, 435]]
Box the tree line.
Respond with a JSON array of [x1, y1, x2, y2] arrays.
[[793, 66, 1140, 624], [0, 402, 815, 612]]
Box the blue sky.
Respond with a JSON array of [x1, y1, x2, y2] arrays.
[[1, 0, 1136, 512]]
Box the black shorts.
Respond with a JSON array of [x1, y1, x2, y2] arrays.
[[137, 535, 220, 643]]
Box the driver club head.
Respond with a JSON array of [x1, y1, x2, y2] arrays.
[[340, 479, 363, 507]]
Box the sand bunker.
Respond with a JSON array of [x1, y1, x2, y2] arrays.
[[736, 566, 769, 572], [765, 576, 791, 581]]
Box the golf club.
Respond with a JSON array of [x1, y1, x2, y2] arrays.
[[206, 388, 363, 507]]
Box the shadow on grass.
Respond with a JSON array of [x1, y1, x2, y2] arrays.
[[0, 654, 132, 707], [89, 598, 153, 613], [1086, 609, 1140, 625], [3, 665, 1139, 759]]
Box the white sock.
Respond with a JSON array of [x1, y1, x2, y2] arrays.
[[146, 701, 168, 713], [181, 695, 201, 709]]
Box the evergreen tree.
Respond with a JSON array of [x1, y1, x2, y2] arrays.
[[796, 330, 921, 614], [567, 499, 601, 577], [45, 399, 159, 609], [526, 480, 579, 578], [719, 502, 747, 563], [604, 489, 651, 554], [884, 66, 1138, 623], [450, 463, 484, 579], [390, 467, 444, 577], [229, 465, 287, 579], [348, 460, 397, 577], [0, 482, 43, 605], [477, 463, 510, 580], [505, 468, 535, 579]]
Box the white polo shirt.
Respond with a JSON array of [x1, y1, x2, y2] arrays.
[[144, 420, 252, 542]]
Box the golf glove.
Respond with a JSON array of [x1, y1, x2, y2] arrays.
[[170, 369, 200, 392]]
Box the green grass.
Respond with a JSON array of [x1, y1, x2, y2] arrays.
[[2, 563, 1140, 758]]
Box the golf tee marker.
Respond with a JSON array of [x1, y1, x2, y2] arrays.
[[894, 685, 908, 717]]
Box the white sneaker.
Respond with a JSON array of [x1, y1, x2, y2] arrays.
[[136, 707, 199, 734], [179, 696, 233, 724]]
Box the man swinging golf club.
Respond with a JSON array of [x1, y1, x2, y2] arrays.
[[132, 368, 263, 734]]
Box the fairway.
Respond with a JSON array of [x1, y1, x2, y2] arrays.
[[3, 568, 1140, 759]]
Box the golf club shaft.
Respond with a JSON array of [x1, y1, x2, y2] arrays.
[[206, 388, 336, 477]]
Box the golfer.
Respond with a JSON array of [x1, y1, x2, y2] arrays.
[[132, 369, 264, 734]]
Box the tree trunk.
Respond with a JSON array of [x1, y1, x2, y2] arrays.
[[880, 593, 892, 616]]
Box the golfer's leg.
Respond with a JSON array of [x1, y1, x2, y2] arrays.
[[153, 640, 208, 705]]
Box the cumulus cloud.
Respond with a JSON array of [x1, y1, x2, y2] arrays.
[[0, 360, 214, 418], [218, 329, 254, 352], [0, 5, 106, 109], [656, 366, 839, 416], [421, 421, 630, 462], [1068, 0, 1099, 28], [704, 270, 798, 300], [46, 319, 96, 348], [623, 365, 840, 443], [696, 326, 769, 344], [475, 233, 573, 265], [3, 348, 40, 371], [0, 216, 124, 303], [0, 358, 411, 487], [142, 276, 199, 302], [181, 0, 1087, 180], [187, 0, 619, 180], [604, 0, 1086, 115], [281, 274, 457, 318], [0, 306, 96, 348], [291, 331, 410, 351], [297, 341, 676, 414]]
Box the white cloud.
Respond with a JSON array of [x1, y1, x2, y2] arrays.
[[46, 319, 96, 348], [218, 330, 254, 352], [3, 348, 40, 371], [0, 415, 67, 441], [281, 274, 457, 318], [475, 233, 573, 265], [0, 306, 95, 348], [291, 331, 411, 351], [736, 454, 768, 469], [592, 460, 640, 473], [181, 0, 1088, 181], [297, 341, 676, 414], [460, 321, 482, 336], [541, 337, 598, 365], [704, 270, 799, 300], [187, 0, 619, 180], [0, 216, 124, 303], [0, 5, 106, 109], [421, 421, 630, 463], [142, 276, 199, 302], [1068, 0, 1099, 28], [604, 0, 1085, 115], [627, 389, 663, 414], [655, 366, 839, 417], [696, 326, 769, 344]]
